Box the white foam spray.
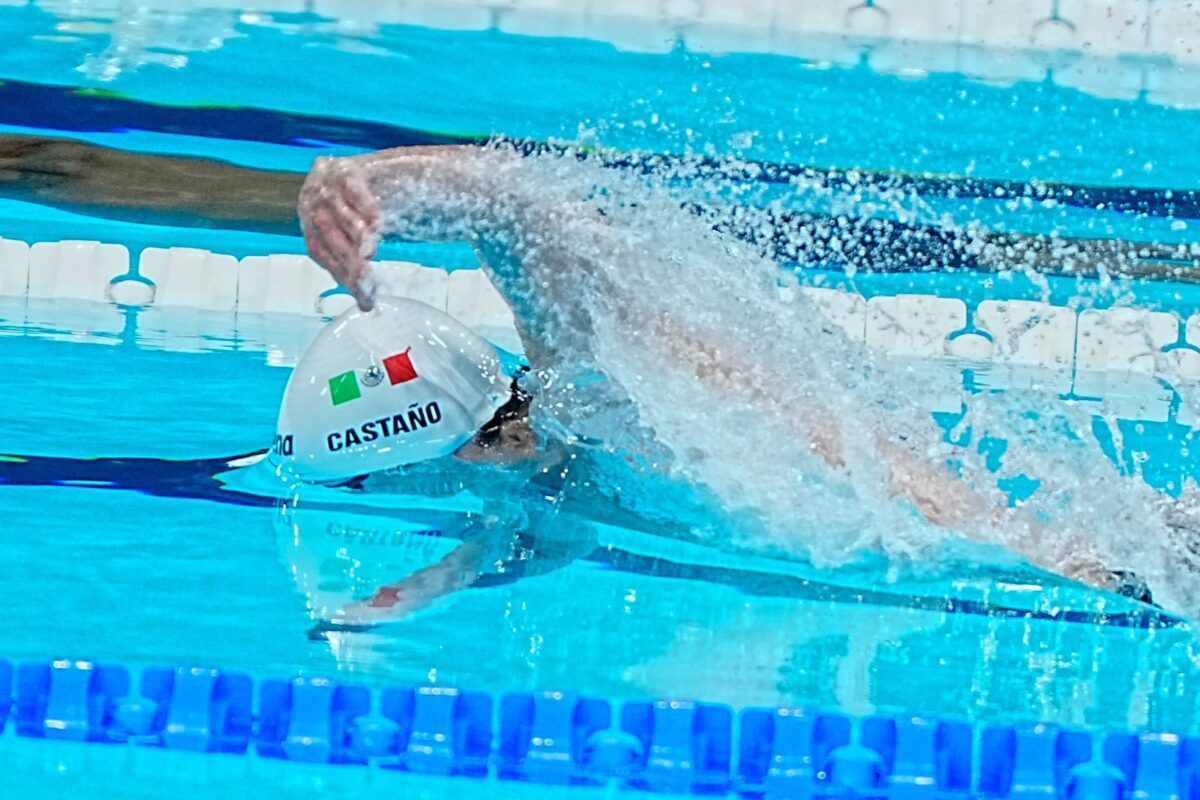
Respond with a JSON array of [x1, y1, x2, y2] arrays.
[[372, 143, 1200, 616]]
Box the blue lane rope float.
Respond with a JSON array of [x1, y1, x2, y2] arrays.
[[1, 655, 1196, 798]]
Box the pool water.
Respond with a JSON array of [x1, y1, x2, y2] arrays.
[[0, 302, 1189, 721], [3, 2, 1200, 797], [0, 733, 653, 800]]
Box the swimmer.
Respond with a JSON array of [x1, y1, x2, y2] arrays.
[[295, 144, 1157, 602], [4, 136, 1178, 605]]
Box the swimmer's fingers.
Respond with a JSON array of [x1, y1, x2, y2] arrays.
[[361, 221, 381, 262], [307, 237, 368, 309], [304, 196, 371, 269], [330, 195, 379, 262], [300, 156, 381, 312], [316, 155, 380, 234], [348, 270, 376, 312], [303, 225, 338, 276], [307, 210, 372, 306], [336, 228, 377, 312], [304, 207, 348, 272], [323, 171, 381, 269], [341, 171, 382, 230], [332, 596, 407, 625]]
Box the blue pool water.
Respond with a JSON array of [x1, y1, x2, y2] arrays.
[[3, 325, 1197, 800], [3, 3, 1200, 798]]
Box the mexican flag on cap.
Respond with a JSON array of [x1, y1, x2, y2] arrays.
[[329, 348, 418, 406]]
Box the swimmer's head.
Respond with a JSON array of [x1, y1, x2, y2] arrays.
[[271, 296, 525, 482]]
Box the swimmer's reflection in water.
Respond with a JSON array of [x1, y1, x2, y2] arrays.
[[0, 135, 302, 233], [288, 508, 597, 634], [0, 452, 1168, 630], [287, 431, 736, 630]]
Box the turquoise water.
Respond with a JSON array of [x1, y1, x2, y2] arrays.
[[0, 734, 650, 800], [2, 3, 1200, 797], [0, 3, 1197, 252], [0, 305, 1190, 718], [0, 6, 1193, 188]]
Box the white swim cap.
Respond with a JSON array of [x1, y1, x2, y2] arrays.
[[271, 296, 511, 482]]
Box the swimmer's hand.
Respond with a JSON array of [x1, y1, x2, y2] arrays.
[[299, 156, 383, 311], [329, 585, 420, 626]]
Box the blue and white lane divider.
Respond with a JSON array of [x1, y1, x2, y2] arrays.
[[0, 656, 1189, 799]]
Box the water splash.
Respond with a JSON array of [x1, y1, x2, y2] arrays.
[[373, 143, 1200, 616]]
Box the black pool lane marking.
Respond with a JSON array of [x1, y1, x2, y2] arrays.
[[1, 78, 1196, 220]]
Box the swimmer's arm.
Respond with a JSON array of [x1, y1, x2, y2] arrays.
[[875, 434, 1116, 586], [656, 315, 1115, 585], [333, 509, 517, 622], [300, 145, 568, 311], [334, 508, 593, 624], [336, 536, 489, 623]]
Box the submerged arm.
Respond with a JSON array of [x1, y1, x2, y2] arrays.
[[332, 506, 597, 625], [654, 311, 1115, 586]]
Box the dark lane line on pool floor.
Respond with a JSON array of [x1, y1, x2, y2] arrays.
[[0, 449, 1179, 631]]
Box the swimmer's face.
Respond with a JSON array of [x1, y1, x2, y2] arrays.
[[453, 380, 538, 465], [454, 417, 539, 464]]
